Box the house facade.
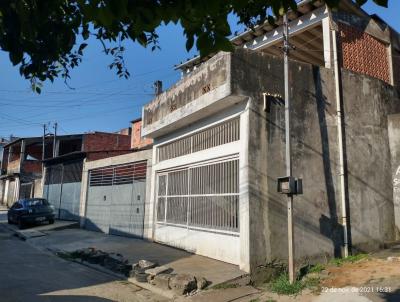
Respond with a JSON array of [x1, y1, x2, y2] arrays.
[[78, 118, 153, 238], [42, 132, 131, 221], [140, 0, 400, 273], [0, 136, 46, 207]]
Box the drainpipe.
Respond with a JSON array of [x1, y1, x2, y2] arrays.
[[332, 28, 349, 258]]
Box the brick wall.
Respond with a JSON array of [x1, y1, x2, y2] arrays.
[[83, 132, 132, 161], [22, 161, 42, 174], [131, 120, 153, 149], [392, 49, 400, 87], [7, 160, 19, 174], [339, 22, 391, 84]]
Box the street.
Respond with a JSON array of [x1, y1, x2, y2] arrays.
[[0, 210, 167, 302]]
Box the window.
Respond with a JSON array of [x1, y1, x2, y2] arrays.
[[156, 158, 239, 232], [25, 199, 49, 207], [157, 118, 240, 162]]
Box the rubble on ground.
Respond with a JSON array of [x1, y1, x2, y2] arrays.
[[59, 247, 209, 295]]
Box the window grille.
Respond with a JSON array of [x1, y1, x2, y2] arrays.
[[89, 161, 147, 187], [158, 118, 240, 162], [156, 159, 239, 233]]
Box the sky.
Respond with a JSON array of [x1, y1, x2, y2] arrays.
[[0, 1, 398, 139]]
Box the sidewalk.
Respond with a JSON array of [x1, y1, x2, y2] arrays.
[[25, 227, 246, 287]]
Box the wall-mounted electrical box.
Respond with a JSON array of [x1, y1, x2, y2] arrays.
[[277, 176, 303, 195]]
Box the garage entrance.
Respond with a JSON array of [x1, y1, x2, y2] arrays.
[[43, 161, 83, 221], [154, 157, 240, 264], [85, 161, 147, 238]]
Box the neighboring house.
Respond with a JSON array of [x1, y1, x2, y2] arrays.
[[0, 138, 9, 174], [140, 0, 400, 273], [0, 138, 10, 204], [79, 118, 153, 238], [42, 131, 131, 221], [0, 136, 46, 207]]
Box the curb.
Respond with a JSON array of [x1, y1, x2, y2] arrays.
[[50, 251, 177, 300]]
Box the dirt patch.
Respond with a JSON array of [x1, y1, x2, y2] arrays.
[[321, 258, 400, 288]]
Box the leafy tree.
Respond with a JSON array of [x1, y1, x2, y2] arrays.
[[0, 0, 388, 92]]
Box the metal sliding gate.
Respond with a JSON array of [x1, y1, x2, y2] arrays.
[[44, 161, 83, 221], [85, 161, 147, 238]]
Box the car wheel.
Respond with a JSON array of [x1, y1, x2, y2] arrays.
[[48, 219, 54, 225], [18, 219, 25, 230]]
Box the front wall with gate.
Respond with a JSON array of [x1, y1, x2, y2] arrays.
[[153, 115, 245, 265], [85, 161, 147, 238], [43, 161, 82, 221]]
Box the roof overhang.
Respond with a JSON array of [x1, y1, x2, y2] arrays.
[[174, 0, 379, 72], [43, 151, 86, 165]]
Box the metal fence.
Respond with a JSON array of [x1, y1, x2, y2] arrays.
[[156, 159, 239, 232], [157, 118, 240, 162], [89, 161, 147, 187]]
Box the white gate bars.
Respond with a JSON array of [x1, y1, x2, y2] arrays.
[[156, 158, 239, 233]]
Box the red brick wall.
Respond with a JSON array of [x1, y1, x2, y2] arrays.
[[22, 161, 42, 174], [83, 132, 132, 161], [338, 22, 391, 84], [131, 120, 153, 149], [393, 49, 400, 87]]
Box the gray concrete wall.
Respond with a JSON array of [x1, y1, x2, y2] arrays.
[[143, 53, 230, 128], [231, 49, 400, 269], [80, 150, 153, 239], [387, 114, 400, 239]]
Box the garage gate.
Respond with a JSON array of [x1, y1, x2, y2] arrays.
[[85, 161, 147, 238], [43, 161, 83, 221]]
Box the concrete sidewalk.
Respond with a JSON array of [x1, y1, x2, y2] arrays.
[[4, 220, 79, 239], [26, 227, 246, 286]]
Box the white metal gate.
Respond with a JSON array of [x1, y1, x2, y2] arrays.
[[85, 161, 147, 238], [155, 157, 240, 262]]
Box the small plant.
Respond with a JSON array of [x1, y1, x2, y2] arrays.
[[330, 253, 369, 266], [265, 299, 277, 302], [308, 263, 325, 273], [269, 273, 304, 295]]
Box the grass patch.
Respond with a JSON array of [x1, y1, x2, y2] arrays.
[[212, 283, 239, 290], [308, 263, 325, 273], [269, 273, 304, 295], [330, 253, 369, 266]]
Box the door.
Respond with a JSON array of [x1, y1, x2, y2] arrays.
[[20, 183, 32, 199], [86, 161, 147, 237], [44, 162, 82, 221], [59, 162, 82, 220], [44, 165, 62, 216]]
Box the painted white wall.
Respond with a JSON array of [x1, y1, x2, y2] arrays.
[[150, 100, 251, 271]]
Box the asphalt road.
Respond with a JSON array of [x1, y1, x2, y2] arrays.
[[0, 210, 167, 302]]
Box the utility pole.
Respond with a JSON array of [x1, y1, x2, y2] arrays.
[[283, 13, 295, 284], [53, 122, 58, 158], [42, 124, 46, 162]]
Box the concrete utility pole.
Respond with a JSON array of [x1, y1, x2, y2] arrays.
[[283, 13, 295, 284], [42, 124, 46, 162], [53, 122, 58, 158]]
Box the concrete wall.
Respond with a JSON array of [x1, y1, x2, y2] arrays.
[[387, 114, 400, 239], [142, 53, 230, 129], [231, 49, 400, 269], [79, 150, 152, 238]]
